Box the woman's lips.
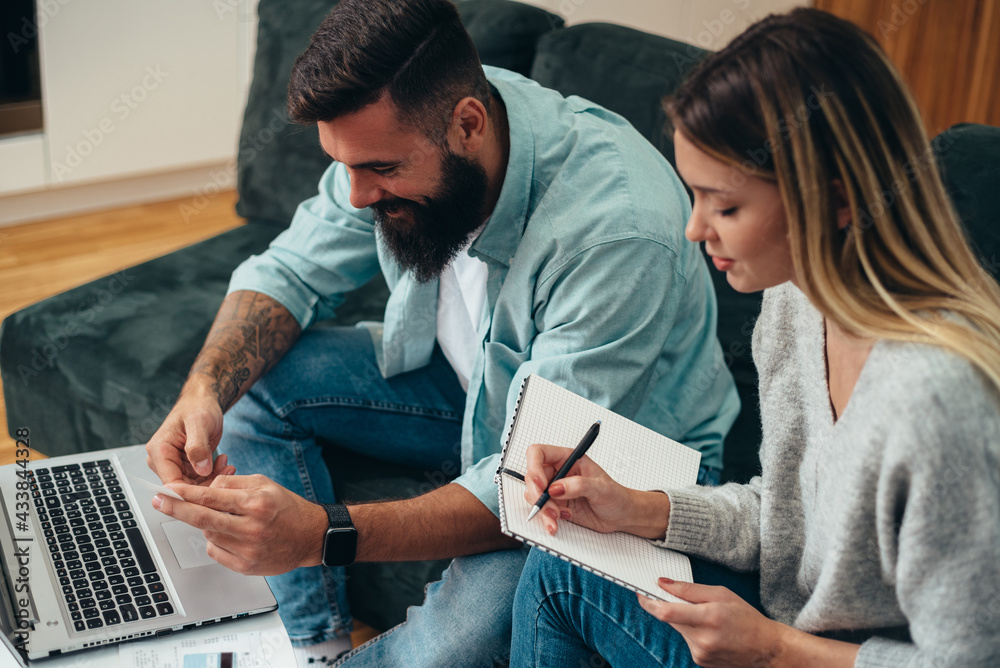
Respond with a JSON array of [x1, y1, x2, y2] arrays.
[[711, 256, 734, 271]]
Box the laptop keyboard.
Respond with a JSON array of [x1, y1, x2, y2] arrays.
[[27, 460, 174, 632]]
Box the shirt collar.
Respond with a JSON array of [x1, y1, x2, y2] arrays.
[[468, 72, 535, 268]]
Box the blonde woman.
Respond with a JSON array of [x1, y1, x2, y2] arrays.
[[510, 8, 1000, 667]]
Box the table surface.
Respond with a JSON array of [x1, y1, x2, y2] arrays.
[[16, 610, 295, 667]]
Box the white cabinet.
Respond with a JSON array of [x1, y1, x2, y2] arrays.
[[37, 0, 245, 185], [0, 133, 46, 195]]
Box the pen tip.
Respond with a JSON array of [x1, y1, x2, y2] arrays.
[[526, 505, 540, 522]]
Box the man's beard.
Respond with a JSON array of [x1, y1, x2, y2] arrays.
[[371, 151, 489, 284]]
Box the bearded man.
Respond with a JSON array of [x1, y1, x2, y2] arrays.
[[145, 0, 738, 665]]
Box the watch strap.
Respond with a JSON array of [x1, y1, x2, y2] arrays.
[[323, 503, 354, 530]]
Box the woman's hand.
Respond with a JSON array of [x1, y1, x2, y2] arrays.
[[523, 443, 670, 538], [638, 579, 787, 667]]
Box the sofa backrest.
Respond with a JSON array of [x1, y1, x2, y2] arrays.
[[530, 22, 708, 167]]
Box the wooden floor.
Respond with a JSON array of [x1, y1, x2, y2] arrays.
[[0, 190, 380, 648]]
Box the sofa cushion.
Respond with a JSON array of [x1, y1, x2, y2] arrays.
[[530, 22, 709, 167], [234, 0, 340, 227], [933, 123, 1000, 279], [456, 0, 563, 77], [0, 222, 282, 456]]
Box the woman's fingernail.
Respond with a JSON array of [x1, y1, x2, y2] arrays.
[[550, 482, 565, 496], [560, 509, 571, 520], [659, 577, 675, 585]]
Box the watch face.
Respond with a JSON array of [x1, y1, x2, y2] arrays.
[[323, 527, 358, 567]]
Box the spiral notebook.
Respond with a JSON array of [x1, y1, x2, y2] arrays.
[[494, 375, 702, 602]]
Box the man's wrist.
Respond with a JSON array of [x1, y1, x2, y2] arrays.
[[303, 502, 330, 568]]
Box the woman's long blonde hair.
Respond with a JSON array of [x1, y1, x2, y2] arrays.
[[666, 8, 1000, 393]]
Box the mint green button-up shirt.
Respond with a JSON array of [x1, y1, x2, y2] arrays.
[[228, 66, 739, 515]]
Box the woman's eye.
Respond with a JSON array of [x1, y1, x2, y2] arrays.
[[718, 207, 737, 217]]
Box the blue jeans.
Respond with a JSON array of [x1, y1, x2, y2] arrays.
[[218, 326, 467, 647], [511, 549, 762, 667]]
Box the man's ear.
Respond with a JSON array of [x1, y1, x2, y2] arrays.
[[447, 97, 488, 155], [832, 178, 852, 230]]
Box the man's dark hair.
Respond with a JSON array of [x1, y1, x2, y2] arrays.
[[288, 0, 491, 141]]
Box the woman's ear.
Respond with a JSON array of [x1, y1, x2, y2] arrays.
[[832, 179, 852, 230]]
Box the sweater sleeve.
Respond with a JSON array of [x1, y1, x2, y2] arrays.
[[651, 477, 763, 572], [856, 360, 1000, 668]]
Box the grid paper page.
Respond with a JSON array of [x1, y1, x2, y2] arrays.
[[502, 476, 693, 602], [497, 375, 702, 602]]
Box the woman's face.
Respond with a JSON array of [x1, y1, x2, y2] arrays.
[[674, 130, 797, 293]]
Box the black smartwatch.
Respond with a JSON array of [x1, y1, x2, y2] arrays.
[[320, 503, 358, 567]]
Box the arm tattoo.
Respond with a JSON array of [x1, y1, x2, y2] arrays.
[[189, 291, 301, 411]]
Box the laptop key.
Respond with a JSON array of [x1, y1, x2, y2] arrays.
[[83, 608, 99, 619], [152, 592, 169, 603], [103, 610, 122, 625], [136, 595, 152, 606], [139, 606, 157, 619], [156, 602, 174, 616], [74, 621, 86, 632], [120, 604, 139, 623], [86, 618, 103, 629], [125, 528, 157, 574], [100, 600, 115, 610]]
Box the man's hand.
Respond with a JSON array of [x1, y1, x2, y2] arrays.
[[146, 390, 232, 485], [523, 443, 670, 539], [152, 474, 327, 576], [144, 290, 301, 485]]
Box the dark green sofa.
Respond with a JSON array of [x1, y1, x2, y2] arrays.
[[3, 0, 998, 632]]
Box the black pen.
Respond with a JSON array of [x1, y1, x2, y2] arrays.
[[527, 420, 601, 522]]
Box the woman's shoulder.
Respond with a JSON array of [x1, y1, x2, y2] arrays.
[[751, 282, 819, 370], [868, 338, 1000, 464]]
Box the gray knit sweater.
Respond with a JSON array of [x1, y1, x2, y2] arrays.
[[661, 283, 1000, 667]]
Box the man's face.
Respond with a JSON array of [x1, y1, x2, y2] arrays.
[[318, 96, 489, 283]]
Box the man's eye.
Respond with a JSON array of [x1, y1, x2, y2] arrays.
[[718, 207, 737, 217], [372, 167, 396, 176]]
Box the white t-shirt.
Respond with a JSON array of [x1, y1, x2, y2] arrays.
[[437, 231, 489, 392]]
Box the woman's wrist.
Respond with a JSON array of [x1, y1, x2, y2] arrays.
[[623, 489, 671, 540], [770, 624, 861, 668]]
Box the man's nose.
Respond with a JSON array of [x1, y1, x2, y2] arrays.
[[348, 171, 386, 210]]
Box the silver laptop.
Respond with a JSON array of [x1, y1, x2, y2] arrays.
[[0, 444, 276, 662]]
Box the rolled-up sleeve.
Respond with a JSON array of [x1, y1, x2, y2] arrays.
[[228, 162, 382, 329]]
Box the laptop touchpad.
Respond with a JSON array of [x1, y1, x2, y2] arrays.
[[161, 520, 216, 569]]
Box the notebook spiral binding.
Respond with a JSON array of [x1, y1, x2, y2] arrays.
[[494, 375, 532, 536]]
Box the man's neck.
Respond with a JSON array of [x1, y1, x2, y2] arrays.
[[481, 94, 511, 217]]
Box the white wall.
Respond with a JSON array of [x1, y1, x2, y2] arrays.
[[519, 0, 807, 50]]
